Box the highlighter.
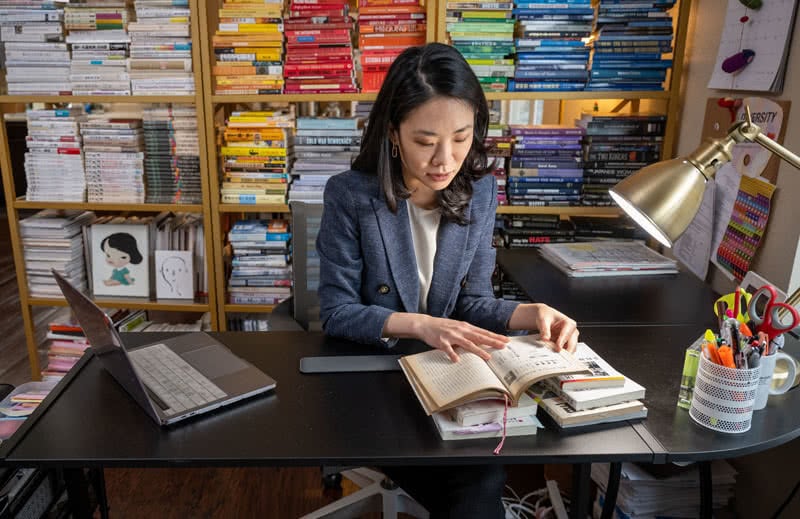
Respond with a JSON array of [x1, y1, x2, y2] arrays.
[[704, 329, 717, 347], [707, 341, 722, 365], [718, 346, 737, 369]]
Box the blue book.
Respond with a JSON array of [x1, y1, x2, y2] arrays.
[[296, 117, 359, 131], [508, 178, 585, 185]]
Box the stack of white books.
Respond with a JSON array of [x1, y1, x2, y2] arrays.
[[539, 240, 678, 277], [20, 210, 96, 298], [0, 2, 70, 95], [432, 392, 542, 441], [24, 108, 87, 202], [591, 461, 737, 519], [528, 343, 647, 429]]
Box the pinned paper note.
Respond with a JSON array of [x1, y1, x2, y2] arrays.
[[731, 97, 783, 178], [708, 0, 798, 93]]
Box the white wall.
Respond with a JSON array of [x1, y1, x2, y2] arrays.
[[677, 0, 800, 295]]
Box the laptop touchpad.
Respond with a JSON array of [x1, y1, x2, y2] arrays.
[[182, 346, 249, 379]]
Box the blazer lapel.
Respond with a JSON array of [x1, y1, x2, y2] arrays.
[[427, 201, 471, 317], [371, 197, 420, 312]]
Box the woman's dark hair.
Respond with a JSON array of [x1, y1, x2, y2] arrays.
[[101, 233, 143, 264], [352, 42, 492, 224]]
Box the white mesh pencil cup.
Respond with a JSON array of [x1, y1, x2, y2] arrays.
[[689, 355, 761, 433]]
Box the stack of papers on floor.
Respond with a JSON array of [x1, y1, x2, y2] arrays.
[[591, 461, 736, 518], [539, 240, 678, 277]]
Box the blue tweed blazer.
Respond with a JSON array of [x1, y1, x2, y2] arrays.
[[316, 169, 520, 346]]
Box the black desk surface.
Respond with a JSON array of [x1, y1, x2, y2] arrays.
[[3, 332, 652, 468], [578, 326, 800, 463], [497, 248, 720, 327]]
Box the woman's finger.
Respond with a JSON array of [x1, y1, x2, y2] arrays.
[[453, 337, 491, 361], [555, 319, 577, 350]]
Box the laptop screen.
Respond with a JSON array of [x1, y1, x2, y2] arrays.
[[51, 270, 161, 423]]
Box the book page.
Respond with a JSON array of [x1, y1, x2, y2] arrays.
[[486, 335, 589, 401], [400, 349, 506, 414]]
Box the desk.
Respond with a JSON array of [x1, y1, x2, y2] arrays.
[[578, 326, 800, 463], [1, 331, 653, 519], [5, 329, 800, 518], [497, 248, 720, 327]]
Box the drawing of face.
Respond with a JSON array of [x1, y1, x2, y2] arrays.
[[160, 257, 187, 293], [104, 244, 130, 268]]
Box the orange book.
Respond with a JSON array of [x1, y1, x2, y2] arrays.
[[359, 5, 426, 14]]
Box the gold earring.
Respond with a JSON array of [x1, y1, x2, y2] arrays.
[[391, 142, 398, 158]]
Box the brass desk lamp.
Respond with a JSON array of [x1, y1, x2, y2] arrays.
[[609, 107, 800, 247]]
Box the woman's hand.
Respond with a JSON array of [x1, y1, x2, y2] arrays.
[[508, 303, 579, 353], [417, 316, 510, 362]]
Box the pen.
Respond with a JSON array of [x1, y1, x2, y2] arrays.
[[716, 301, 728, 331], [733, 287, 741, 321]]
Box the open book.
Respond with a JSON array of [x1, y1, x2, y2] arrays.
[[399, 335, 590, 416]]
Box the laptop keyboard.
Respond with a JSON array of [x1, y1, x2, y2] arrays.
[[129, 343, 228, 415]]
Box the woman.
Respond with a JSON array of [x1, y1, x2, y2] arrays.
[[316, 43, 580, 517]]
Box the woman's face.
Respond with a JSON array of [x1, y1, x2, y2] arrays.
[[104, 244, 130, 268], [392, 96, 475, 204]]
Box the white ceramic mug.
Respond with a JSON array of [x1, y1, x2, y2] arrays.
[[754, 351, 797, 410], [771, 352, 800, 393]]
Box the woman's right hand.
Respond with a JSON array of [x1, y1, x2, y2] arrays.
[[416, 315, 509, 362]]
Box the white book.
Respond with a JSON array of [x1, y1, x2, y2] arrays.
[[451, 392, 538, 427], [554, 343, 626, 391], [431, 412, 542, 441], [546, 376, 645, 411], [528, 383, 647, 428]]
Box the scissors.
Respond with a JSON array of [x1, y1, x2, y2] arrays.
[[714, 289, 752, 323], [747, 285, 800, 341]]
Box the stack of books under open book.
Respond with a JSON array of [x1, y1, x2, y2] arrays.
[[399, 336, 646, 440], [539, 240, 678, 277]]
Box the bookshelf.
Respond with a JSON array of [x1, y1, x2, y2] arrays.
[[0, 0, 218, 379], [0, 0, 694, 371]]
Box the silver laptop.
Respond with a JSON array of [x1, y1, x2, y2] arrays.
[[52, 270, 276, 426]]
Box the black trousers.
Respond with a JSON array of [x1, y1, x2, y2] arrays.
[[380, 464, 506, 519]]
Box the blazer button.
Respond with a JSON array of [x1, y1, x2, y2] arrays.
[[378, 284, 390, 295]]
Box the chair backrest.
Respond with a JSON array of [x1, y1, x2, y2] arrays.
[[290, 202, 324, 331]]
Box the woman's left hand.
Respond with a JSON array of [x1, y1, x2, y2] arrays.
[[510, 303, 579, 353]]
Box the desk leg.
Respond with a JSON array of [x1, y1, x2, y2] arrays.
[[64, 468, 92, 519], [570, 462, 591, 519], [89, 467, 110, 519], [600, 462, 622, 519], [699, 461, 712, 519]]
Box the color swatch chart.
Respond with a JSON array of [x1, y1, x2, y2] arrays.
[[715, 175, 775, 280]]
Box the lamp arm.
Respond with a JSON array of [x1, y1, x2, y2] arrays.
[[729, 113, 800, 170]]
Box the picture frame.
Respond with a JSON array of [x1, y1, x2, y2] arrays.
[[155, 250, 194, 300], [91, 224, 150, 298]]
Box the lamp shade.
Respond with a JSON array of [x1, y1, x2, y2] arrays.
[[608, 158, 709, 248]]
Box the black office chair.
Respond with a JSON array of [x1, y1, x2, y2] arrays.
[[290, 202, 428, 518]]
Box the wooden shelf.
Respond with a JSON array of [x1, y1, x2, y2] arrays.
[[224, 304, 276, 313], [14, 199, 203, 212], [0, 94, 198, 104], [485, 91, 670, 101], [218, 203, 290, 213], [28, 296, 210, 312], [211, 93, 378, 104], [496, 206, 622, 216], [208, 91, 669, 104]]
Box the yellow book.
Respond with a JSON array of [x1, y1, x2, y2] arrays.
[[221, 193, 286, 204], [218, 23, 283, 33], [220, 147, 287, 157]]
